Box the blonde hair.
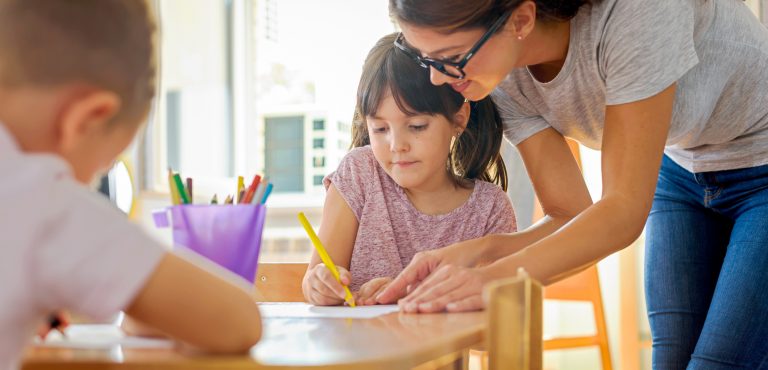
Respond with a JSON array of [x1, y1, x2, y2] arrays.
[[0, 0, 157, 124]]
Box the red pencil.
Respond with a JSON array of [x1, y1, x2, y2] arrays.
[[241, 174, 261, 204]]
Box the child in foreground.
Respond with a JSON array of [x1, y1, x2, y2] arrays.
[[0, 1, 261, 369]]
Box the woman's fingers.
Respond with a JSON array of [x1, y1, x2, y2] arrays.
[[399, 265, 487, 313], [446, 295, 485, 312], [377, 252, 441, 303]]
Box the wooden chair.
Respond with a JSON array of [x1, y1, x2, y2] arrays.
[[543, 265, 612, 370], [532, 139, 612, 370], [253, 262, 307, 302], [485, 271, 543, 370]]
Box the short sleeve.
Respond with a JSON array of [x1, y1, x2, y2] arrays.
[[491, 83, 550, 145], [323, 146, 378, 221], [483, 184, 518, 234], [32, 182, 166, 320], [599, 0, 699, 105]]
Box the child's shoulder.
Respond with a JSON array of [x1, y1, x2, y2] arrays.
[[344, 145, 376, 162], [469, 180, 517, 232], [335, 145, 378, 175], [472, 180, 510, 202], [324, 145, 380, 190]]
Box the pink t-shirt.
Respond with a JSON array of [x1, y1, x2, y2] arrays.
[[324, 146, 517, 291]]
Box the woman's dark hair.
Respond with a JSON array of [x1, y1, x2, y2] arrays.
[[389, 0, 590, 32], [352, 33, 507, 191]]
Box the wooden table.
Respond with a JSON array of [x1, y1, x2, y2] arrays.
[[22, 310, 485, 370]]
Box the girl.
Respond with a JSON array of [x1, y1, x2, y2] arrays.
[[302, 33, 517, 306], [377, 0, 768, 368]]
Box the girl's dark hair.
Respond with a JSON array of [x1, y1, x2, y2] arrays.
[[352, 33, 507, 191], [389, 0, 590, 32]]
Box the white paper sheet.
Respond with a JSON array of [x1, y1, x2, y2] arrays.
[[259, 303, 400, 319], [33, 324, 174, 349]]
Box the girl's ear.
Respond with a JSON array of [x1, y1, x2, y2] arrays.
[[57, 90, 121, 153], [453, 100, 471, 136]]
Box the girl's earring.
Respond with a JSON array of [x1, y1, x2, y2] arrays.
[[517, 35, 524, 40]]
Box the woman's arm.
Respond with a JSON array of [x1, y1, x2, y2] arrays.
[[301, 184, 359, 304], [480, 126, 593, 264], [377, 117, 593, 302], [485, 84, 675, 284], [384, 84, 676, 312]]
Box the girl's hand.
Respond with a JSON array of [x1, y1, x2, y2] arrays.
[[303, 263, 353, 306], [355, 277, 393, 305], [398, 264, 493, 313]]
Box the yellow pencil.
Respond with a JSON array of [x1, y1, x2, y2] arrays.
[[167, 168, 181, 205], [236, 175, 244, 203], [297, 212, 356, 307]]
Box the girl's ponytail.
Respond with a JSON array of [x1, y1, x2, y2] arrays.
[[451, 97, 508, 191]]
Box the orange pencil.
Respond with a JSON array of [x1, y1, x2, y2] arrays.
[[242, 175, 261, 204]]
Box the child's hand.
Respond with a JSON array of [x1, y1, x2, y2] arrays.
[[355, 277, 393, 306], [303, 263, 353, 306]]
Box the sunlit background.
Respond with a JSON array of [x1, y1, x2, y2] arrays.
[[108, 1, 767, 369]]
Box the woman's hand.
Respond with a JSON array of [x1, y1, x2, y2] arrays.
[[302, 263, 353, 306], [397, 264, 495, 313], [356, 277, 392, 305], [376, 237, 489, 305]]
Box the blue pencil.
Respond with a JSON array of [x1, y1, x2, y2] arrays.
[[260, 183, 273, 204]]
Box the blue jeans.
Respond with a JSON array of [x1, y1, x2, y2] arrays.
[[645, 155, 768, 370]]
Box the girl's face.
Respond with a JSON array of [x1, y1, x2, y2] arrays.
[[399, 21, 521, 102], [366, 92, 466, 191]]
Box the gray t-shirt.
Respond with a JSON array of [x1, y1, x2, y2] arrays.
[[493, 0, 768, 173]]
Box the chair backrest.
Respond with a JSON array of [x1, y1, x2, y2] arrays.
[[253, 263, 308, 302], [543, 264, 601, 302], [485, 274, 543, 370]]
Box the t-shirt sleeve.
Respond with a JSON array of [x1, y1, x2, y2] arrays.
[[323, 147, 377, 221], [491, 84, 551, 146], [483, 184, 518, 234], [32, 181, 167, 320], [598, 0, 699, 105]]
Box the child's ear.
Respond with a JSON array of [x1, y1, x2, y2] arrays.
[[57, 91, 121, 152], [453, 101, 471, 135]]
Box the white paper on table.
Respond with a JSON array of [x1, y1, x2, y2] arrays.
[[259, 303, 400, 319], [33, 324, 174, 349]]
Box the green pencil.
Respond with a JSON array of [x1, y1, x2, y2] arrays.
[[172, 172, 190, 204]]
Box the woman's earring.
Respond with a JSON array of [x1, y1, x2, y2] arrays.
[[517, 35, 523, 40]]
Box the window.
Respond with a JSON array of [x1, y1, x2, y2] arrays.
[[313, 175, 324, 186], [145, 0, 395, 261], [265, 116, 304, 192], [313, 119, 325, 131], [313, 138, 325, 149], [313, 156, 325, 168]]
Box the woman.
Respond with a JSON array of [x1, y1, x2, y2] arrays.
[[375, 0, 768, 368]]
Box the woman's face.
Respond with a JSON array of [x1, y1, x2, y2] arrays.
[[399, 20, 522, 101]]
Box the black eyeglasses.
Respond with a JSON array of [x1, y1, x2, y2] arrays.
[[394, 10, 513, 80]]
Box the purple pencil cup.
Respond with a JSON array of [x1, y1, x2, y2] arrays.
[[152, 205, 267, 283]]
